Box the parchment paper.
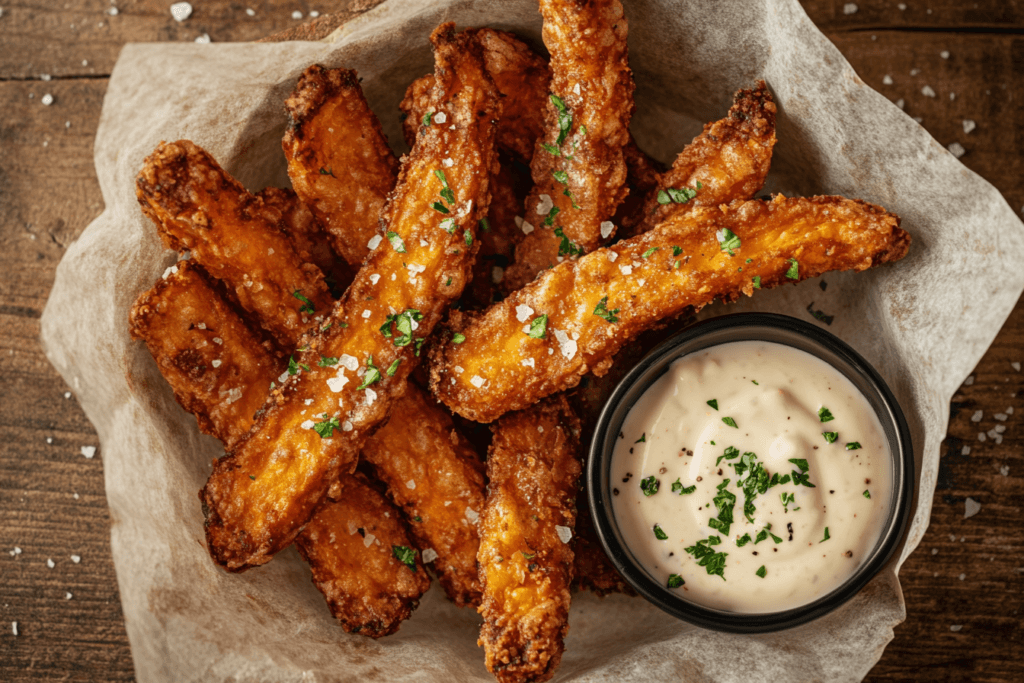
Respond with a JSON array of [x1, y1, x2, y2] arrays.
[[39, 0, 1024, 681]]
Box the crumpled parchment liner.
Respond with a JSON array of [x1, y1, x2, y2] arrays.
[[40, 0, 1024, 681]]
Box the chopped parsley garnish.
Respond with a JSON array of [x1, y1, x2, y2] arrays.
[[818, 406, 835, 422], [593, 296, 620, 323], [541, 142, 561, 157], [380, 309, 424, 347], [718, 228, 741, 256], [392, 545, 417, 571], [318, 356, 339, 367], [752, 379, 759, 385], [287, 356, 309, 375], [672, 479, 696, 495], [249, 474, 256, 480], [527, 314, 548, 339], [707, 399, 719, 410], [422, 111, 433, 126], [672, 246, 683, 257], [684, 535, 727, 579], [755, 524, 783, 545], [521, 551, 536, 559], [820, 527, 831, 543], [640, 475, 659, 496], [413, 516, 422, 522], [752, 276, 761, 289], [445, 276, 453, 286], [635, 433, 646, 443], [292, 290, 315, 314], [722, 416, 738, 428], [563, 187, 581, 209], [846, 442, 862, 450], [789, 458, 809, 472], [657, 183, 700, 205], [386, 231, 407, 253], [480, 217, 491, 232], [641, 246, 660, 259], [439, 217, 456, 234], [452, 332, 466, 344], [788, 458, 815, 487], [553, 227, 583, 256], [653, 524, 668, 540], [313, 414, 341, 439], [356, 355, 381, 390], [386, 358, 401, 377], [707, 479, 736, 535], [464, 229, 473, 246], [781, 491, 798, 512], [434, 169, 456, 205], [736, 533, 752, 547], [716, 446, 740, 466], [318, 167, 335, 177], [863, 489, 871, 499], [432, 201, 450, 214], [544, 206, 561, 226], [756, 565, 767, 578], [734, 451, 770, 523], [667, 574, 685, 588], [552, 169, 569, 185], [550, 94, 572, 146], [822, 431, 839, 444], [785, 257, 799, 280]]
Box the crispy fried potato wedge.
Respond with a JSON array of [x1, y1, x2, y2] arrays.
[[401, 28, 550, 163], [136, 140, 334, 349], [573, 502, 635, 597], [296, 472, 431, 638], [283, 65, 400, 267], [361, 384, 486, 607], [128, 261, 283, 450], [431, 195, 910, 423], [620, 81, 777, 240], [501, 0, 634, 291], [478, 396, 581, 683], [201, 23, 503, 571]]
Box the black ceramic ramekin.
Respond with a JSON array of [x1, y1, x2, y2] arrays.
[[587, 313, 914, 633]]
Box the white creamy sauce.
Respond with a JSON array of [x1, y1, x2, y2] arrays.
[[611, 341, 892, 613]]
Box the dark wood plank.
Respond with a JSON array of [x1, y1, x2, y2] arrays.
[[0, 2, 1021, 681]]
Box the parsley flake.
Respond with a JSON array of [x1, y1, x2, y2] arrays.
[[380, 309, 424, 347], [392, 545, 417, 571], [386, 231, 407, 253], [642, 246, 660, 259], [527, 314, 548, 339], [356, 355, 381, 390], [752, 275, 761, 289], [318, 167, 335, 177], [386, 358, 402, 377], [452, 332, 466, 344], [313, 414, 341, 439], [439, 217, 456, 234], [672, 479, 696, 495], [756, 565, 767, 578], [640, 475, 659, 496], [544, 206, 561, 226], [718, 228, 741, 256], [563, 187, 581, 209], [722, 416, 738, 428], [464, 229, 473, 246], [422, 111, 433, 126], [667, 573, 685, 588], [672, 246, 683, 257], [684, 535, 727, 580], [818, 406, 835, 422], [653, 524, 668, 541], [593, 296, 620, 323], [635, 433, 646, 443], [820, 527, 830, 543], [549, 94, 573, 146], [432, 201, 450, 214], [541, 142, 561, 157], [318, 356, 339, 367], [480, 217, 491, 232], [552, 169, 569, 185], [657, 184, 700, 205], [708, 479, 736, 535], [292, 290, 315, 314], [434, 169, 455, 205], [736, 533, 752, 547], [846, 442, 862, 451], [785, 257, 799, 280], [823, 431, 839, 444], [707, 399, 719, 410], [553, 227, 583, 257], [863, 489, 871, 499]]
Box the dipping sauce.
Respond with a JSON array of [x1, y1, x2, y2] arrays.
[[610, 340, 893, 613]]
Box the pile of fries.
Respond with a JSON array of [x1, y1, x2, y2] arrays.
[[129, 1, 909, 680]]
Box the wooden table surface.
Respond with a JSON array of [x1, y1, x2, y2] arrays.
[[1, 1, 1021, 680]]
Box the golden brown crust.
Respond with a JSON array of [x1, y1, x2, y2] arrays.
[[295, 472, 431, 638], [431, 195, 910, 423], [477, 396, 581, 683], [135, 140, 334, 349], [572, 501, 635, 597], [200, 23, 503, 571], [128, 261, 284, 450], [401, 28, 551, 164], [501, 0, 634, 292], [361, 384, 486, 607], [620, 81, 777, 239], [283, 65, 400, 267], [464, 159, 526, 309]]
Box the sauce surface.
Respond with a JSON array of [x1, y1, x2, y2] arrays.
[[610, 340, 892, 613]]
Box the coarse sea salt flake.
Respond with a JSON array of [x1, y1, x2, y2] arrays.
[[362, 309, 371, 319], [882, 75, 893, 85], [41, 93, 54, 106], [433, 112, 447, 124], [170, 2, 192, 22], [340, 354, 359, 372], [278, 371, 289, 383], [971, 410, 983, 422], [536, 194, 553, 215], [619, 264, 633, 275], [492, 266, 504, 283], [556, 525, 572, 543], [522, 358, 535, 368], [470, 375, 485, 388], [964, 498, 981, 519], [516, 304, 535, 322], [343, 421, 353, 432], [843, 3, 857, 14], [465, 507, 479, 523], [367, 234, 383, 250], [454, 365, 464, 374], [370, 273, 380, 285], [81, 446, 96, 459], [70, 554, 81, 564], [443, 157, 454, 168], [301, 420, 315, 430], [1012, 362, 1021, 372], [600, 221, 614, 239], [162, 265, 178, 279], [553, 329, 577, 361], [363, 533, 376, 548], [948, 142, 966, 158], [326, 374, 348, 393], [211, 360, 221, 368], [608, 251, 618, 263], [304, 398, 313, 406], [291, 10, 302, 19], [364, 388, 377, 405], [47, 558, 54, 568], [406, 479, 416, 490], [422, 548, 438, 563]]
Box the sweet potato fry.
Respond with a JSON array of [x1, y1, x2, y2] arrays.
[[431, 195, 910, 423], [136, 140, 334, 349], [477, 396, 581, 683], [361, 384, 486, 607], [201, 23, 503, 571], [283, 65, 400, 267], [619, 81, 777, 240], [401, 28, 550, 164], [128, 261, 283, 450], [295, 472, 431, 638], [501, 0, 634, 292]]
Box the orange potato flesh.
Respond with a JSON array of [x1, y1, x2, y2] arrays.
[[295, 472, 431, 638], [361, 385, 486, 607], [431, 195, 910, 423], [477, 396, 581, 683], [200, 23, 503, 571], [620, 81, 778, 239], [401, 28, 551, 164], [501, 0, 634, 292], [283, 65, 400, 267], [128, 261, 283, 451], [135, 140, 334, 350]]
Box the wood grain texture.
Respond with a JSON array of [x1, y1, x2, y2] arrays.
[[0, 1, 1020, 681]]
